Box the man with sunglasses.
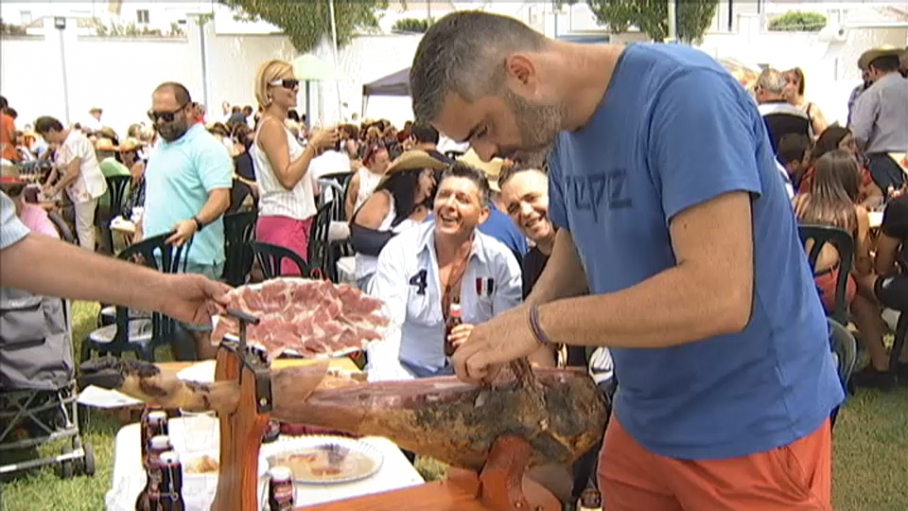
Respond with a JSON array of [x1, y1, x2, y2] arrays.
[[142, 81, 233, 359]]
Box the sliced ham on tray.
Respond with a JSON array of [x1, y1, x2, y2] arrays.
[[213, 279, 390, 358]]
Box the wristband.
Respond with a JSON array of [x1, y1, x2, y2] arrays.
[[193, 217, 204, 232], [527, 305, 552, 348]]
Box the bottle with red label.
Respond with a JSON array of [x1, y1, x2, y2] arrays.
[[158, 451, 186, 511], [267, 466, 295, 511], [140, 409, 168, 470], [578, 488, 602, 511], [135, 435, 172, 510], [444, 298, 463, 357]]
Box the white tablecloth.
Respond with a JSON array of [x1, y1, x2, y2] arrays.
[[106, 417, 424, 510]]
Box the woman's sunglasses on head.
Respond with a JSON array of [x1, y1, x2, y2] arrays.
[[270, 79, 300, 90]]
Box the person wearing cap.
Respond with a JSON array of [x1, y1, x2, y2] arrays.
[[85, 107, 103, 132], [35, 115, 108, 251], [367, 162, 526, 381], [851, 46, 908, 193], [457, 149, 528, 263], [351, 150, 444, 292]]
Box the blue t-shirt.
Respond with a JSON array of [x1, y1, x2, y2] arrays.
[[143, 124, 233, 267], [547, 44, 843, 460], [478, 203, 527, 262]]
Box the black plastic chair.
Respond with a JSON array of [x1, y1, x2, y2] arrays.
[[81, 232, 186, 362], [222, 211, 257, 286], [828, 318, 857, 428], [308, 201, 334, 281], [47, 211, 76, 245], [798, 225, 855, 325], [251, 241, 312, 280], [889, 311, 908, 378], [96, 175, 131, 254]]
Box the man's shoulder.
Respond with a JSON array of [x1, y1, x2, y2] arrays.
[[475, 230, 519, 267]]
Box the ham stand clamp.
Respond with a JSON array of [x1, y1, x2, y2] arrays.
[[211, 308, 273, 511]]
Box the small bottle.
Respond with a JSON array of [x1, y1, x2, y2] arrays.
[[158, 451, 186, 511], [140, 408, 168, 469], [578, 488, 602, 511], [267, 466, 295, 511], [135, 435, 173, 510], [444, 299, 463, 357], [262, 419, 281, 444]]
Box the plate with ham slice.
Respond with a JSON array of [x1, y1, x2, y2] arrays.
[[212, 278, 391, 360]]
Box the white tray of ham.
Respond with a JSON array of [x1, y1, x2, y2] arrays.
[[212, 278, 391, 360]]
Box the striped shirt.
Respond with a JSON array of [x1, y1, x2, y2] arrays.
[[0, 192, 30, 250], [253, 126, 317, 221]]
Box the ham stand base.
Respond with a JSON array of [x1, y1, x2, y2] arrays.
[[207, 314, 559, 511]]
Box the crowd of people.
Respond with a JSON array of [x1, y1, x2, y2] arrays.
[[1, 11, 907, 508]]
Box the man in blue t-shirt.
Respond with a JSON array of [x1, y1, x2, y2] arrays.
[[411, 12, 843, 510]]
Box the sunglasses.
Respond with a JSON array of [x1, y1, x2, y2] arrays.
[[269, 79, 300, 90], [147, 104, 188, 123]]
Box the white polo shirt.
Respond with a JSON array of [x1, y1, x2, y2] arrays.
[[368, 220, 522, 380]]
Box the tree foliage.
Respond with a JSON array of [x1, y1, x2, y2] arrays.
[[392, 17, 432, 34], [566, 0, 719, 43], [221, 0, 388, 53], [767, 11, 827, 32]]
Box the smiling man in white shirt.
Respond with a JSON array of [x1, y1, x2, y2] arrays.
[[368, 162, 534, 380]]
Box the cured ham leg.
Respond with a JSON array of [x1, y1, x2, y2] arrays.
[[80, 358, 606, 471]]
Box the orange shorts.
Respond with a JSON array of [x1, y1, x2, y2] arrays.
[[598, 418, 832, 511]]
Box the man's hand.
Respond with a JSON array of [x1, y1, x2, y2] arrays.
[[447, 323, 475, 351], [450, 306, 540, 384], [166, 219, 198, 247], [155, 273, 231, 326], [309, 127, 340, 150]]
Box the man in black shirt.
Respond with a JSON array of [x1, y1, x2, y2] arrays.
[[410, 123, 455, 165]]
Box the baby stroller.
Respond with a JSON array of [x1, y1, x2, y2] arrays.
[[0, 288, 95, 478]]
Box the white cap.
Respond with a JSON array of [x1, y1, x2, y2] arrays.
[[148, 411, 168, 420], [269, 466, 293, 481], [150, 435, 172, 450]]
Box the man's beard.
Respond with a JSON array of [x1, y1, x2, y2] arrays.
[[503, 90, 562, 168], [157, 121, 189, 142]]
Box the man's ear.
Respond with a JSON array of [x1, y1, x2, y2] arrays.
[[477, 204, 491, 225], [503, 54, 540, 98]]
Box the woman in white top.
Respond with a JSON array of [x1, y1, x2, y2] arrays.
[[344, 143, 390, 220], [35, 116, 108, 251], [350, 150, 446, 291], [252, 59, 338, 275]]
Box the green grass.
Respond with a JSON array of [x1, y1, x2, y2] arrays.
[[1, 302, 907, 510]]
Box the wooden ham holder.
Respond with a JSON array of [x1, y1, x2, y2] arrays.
[[208, 311, 560, 511]]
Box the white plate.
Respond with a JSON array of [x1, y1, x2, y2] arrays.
[[212, 278, 390, 359], [262, 435, 383, 485]]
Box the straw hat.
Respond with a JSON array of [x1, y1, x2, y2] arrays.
[[457, 149, 505, 192], [95, 137, 118, 152], [377, 150, 449, 187], [118, 138, 144, 152], [858, 45, 906, 70]]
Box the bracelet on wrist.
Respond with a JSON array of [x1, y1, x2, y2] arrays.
[[527, 305, 553, 348]]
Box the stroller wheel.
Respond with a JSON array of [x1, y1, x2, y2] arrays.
[[82, 442, 96, 476], [59, 445, 74, 479]]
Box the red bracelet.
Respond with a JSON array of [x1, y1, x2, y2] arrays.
[[527, 305, 552, 347]]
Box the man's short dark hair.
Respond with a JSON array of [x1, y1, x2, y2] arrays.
[[34, 116, 64, 134], [498, 165, 545, 189], [0, 95, 7, 110], [243, 105, 253, 114], [5, 108, 17, 120], [776, 133, 812, 166], [154, 82, 192, 106], [410, 11, 547, 123], [869, 55, 901, 73], [441, 161, 491, 205], [411, 123, 439, 145]]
